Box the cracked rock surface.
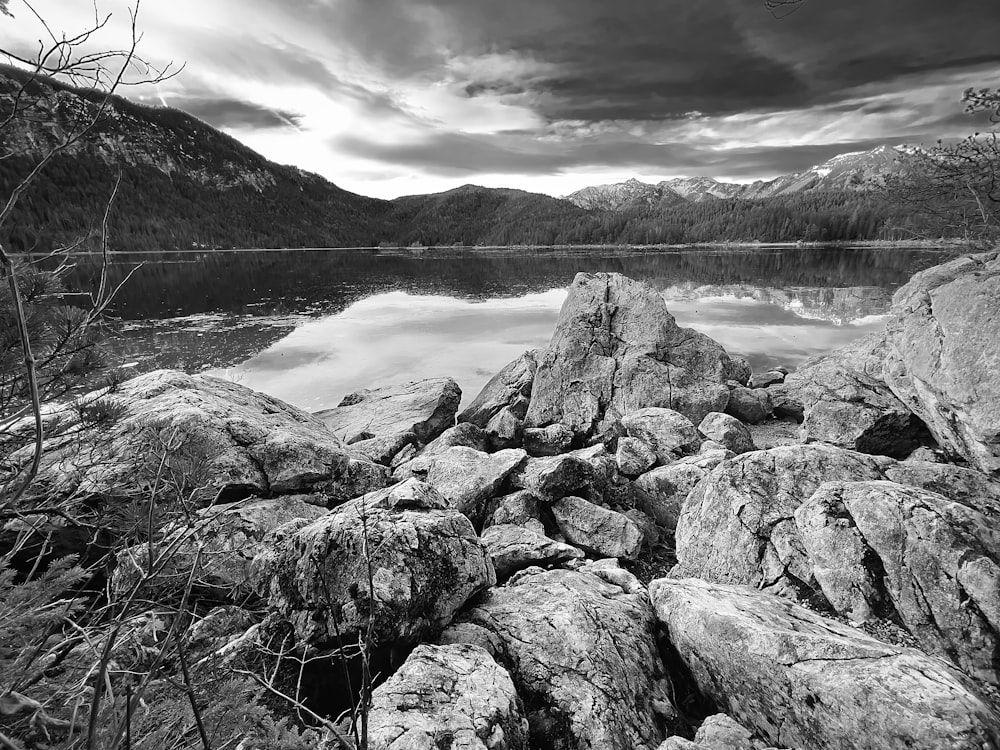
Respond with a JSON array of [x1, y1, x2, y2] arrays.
[[442, 566, 673, 750], [367, 643, 529, 750], [459, 350, 541, 429], [253, 479, 495, 647], [882, 250, 1000, 476], [796, 480, 1000, 684], [8, 369, 387, 505], [650, 577, 1000, 750], [673, 444, 1000, 596], [525, 273, 735, 442]]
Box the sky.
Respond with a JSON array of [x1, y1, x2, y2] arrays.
[[4, 0, 1000, 199]]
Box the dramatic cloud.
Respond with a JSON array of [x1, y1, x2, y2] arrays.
[[4, 0, 999, 197]]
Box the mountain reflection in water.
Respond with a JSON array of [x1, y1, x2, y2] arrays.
[[57, 246, 950, 410]]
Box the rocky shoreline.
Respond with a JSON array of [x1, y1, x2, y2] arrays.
[[6, 251, 1000, 749]]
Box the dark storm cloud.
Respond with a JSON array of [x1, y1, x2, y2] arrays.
[[172, 96, 300, 129], [315, 0, 1000, 123]]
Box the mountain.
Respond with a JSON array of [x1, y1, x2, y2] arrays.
[[1, 66, 921, 250], [0, 64, 388, 251], [565, 145, 911, 208]]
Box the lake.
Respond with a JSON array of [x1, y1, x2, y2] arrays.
[[59, 245, 950, 412]]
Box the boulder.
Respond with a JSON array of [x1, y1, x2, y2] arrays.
[[522, 423, 575, 456], [673, 444, 1000, 600], [796, 481, 1000, 683], [367, 643, 528, 750], [633, 451, 730, 530], [751, 370, 785, 388], [616, 436, 658, 476], [767, 385, 805, 422], [780, 333, 926, 458], [485, 407, 524, 451], [8, 370, 388, 506], [315, 377, 461, 446], [510, 454, 593, 501], [395, 447, 527, 523], [481, 524, 584, 581], [482, 491, 547, 536], [623, 407, 702, 465], [442, 567, 673, 750], [350, 431, 416, 466], [650, 578, 1000, 750], [524, 273, 735, 442], [729, 356, 753, 387], [419, 422, 491, 456], [882, 251, 1000, 476], [724, 387, 772, 425], [550, 495, 644, 559], [112, 495, 326, 604], [698, 412, 755, 455], [459, 350, 541, 428], [253, 479, 495, 647]]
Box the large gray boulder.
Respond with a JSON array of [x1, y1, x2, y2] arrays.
[[525, 273, 736, 443], [780, 333, 925, 458], [8, 370, 389, 506], [315, 377, 461, 446], [882, 251, 1000, 476], [673, 444, 1000, 597], [459, 350, 541, 428], [442, 566, 673, 750], [650, 577, 1000, 750], [367, 643, 528, 750], [395, 447, 527, 523], [112, 496, 326, 604], [253, 479, 495, 647], [796, 480, 1000, 684]]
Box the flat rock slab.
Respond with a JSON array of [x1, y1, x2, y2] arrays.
[[368, 643, 528, 750], [650, 577, 1000, 750], [550, 495, 643, 559], [316, 377, 461, 445], [9, 369, 387, 505], [525, 273, 736, 442], [442, 567, 673, 750], [481, 524, 584, 581]]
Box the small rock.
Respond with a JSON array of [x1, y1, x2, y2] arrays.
[[522, 423, 575, 456], [459, 350, 540, 428], [511, 454, 593, 500], [486, 407, 524, 451], [481, 524, 584, 581], [751, 370, 785, 388], [724, 387, 772, 425], [551, 495, 643, 559], [617, 436, 658, 476], [623, 407, 702, 465], [482, 490, 547, 535], [419, 422, 491, 456], [698, 412, 755, 454]]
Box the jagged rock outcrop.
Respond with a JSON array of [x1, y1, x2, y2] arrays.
[[650, 578, 1000, 750], [524, 273, 736, 442], [481, 524, 584, 581], [673, 444, 1000, 596], [459, 350, 540, 428], [550, 495, 644, 559], [8, 369, 389, 505], [252, 479, 495, 647], [367, 643, 529, 750], [316, 377, 461, 446], [395, 447, 527, 523], [796, 480, 1000, 683], [882, 251, 1000, 476], [442, 565, 673, 750], [780, 333, 926, 458], [112, 495, 326, 604]]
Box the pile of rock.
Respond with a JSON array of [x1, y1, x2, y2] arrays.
[[23, 258, 999, 749]]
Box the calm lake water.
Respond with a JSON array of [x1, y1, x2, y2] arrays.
[[59, 246, 950, 412]]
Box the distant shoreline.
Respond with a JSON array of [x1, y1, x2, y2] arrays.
[[13, 238, 968, 256]]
